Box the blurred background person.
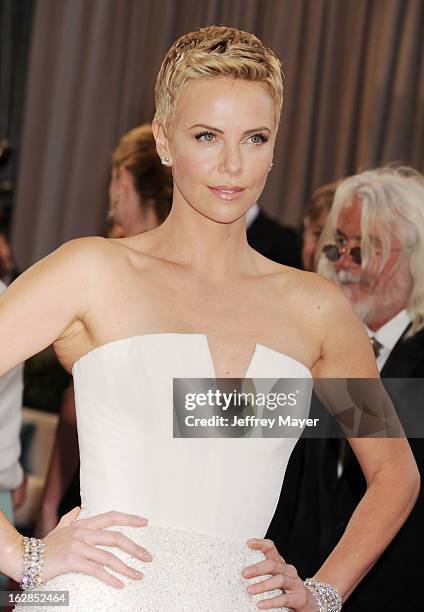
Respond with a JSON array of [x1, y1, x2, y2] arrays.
[[0, 140, 19, 285], [0, 231, 19, 285], [108, 124, 172, 238], [269, 166, 424, 611], [301, 181, 339, 271], [36, 124, 172, 536]]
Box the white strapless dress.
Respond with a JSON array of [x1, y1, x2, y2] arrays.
[[17, 333, 312, 611]]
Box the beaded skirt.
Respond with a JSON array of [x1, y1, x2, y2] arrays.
[[15, 523, 289, 611]]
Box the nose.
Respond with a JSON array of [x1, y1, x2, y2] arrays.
[[218, 142, 243, 176], [334, 249, 360, 272]]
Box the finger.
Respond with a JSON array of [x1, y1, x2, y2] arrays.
[[84, 529, 153, 561], [77, 542, 144, 581], [256, 593, 290, 609], [77, 510, 148, 530], [246, 539, 285, 563], [258, 591, 307, 610], [74, 559, 125, 589], [242, 558, 283, 579], [56, 507, 82, 528], [247, 573, 298, 595], [246, 575, 284, 595]]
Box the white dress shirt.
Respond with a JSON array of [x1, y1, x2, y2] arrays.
[[365, 309, 411, 372], [0, 280, 24, 490]]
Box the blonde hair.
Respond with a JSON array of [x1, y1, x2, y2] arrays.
[[317, 166, 424, 336], [154, 26, 284, 133], [112, 124, 172, 223]]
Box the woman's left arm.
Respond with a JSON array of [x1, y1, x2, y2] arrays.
[[242, 283, 420, 610], [304, 288, 419, 600]]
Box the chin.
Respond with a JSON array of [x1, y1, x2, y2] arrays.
[[196, 196, 253, 225], [201, 207, 247, 225]]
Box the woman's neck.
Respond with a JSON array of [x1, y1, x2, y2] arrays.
[[145, 196, 255, 280]]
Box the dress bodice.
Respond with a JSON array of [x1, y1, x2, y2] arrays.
[[72, 333, 312, 542]]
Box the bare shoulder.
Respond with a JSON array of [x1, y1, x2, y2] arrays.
[[280, 271, 378, 377], [261, 263, 376, 375], [36, 235, 136, 287], [282, 268, 352, 316], [251, 249, 355, 321], [273, 267, 366, 336], [50, 235, 118, 269], [0, 236, 121, 375], [263, 262, 345, 314]]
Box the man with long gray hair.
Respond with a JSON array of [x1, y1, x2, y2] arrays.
[[268, 166, 424, 611]]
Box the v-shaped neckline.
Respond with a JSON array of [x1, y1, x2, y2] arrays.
[[201, 334, 259, 380], [71, 332, 312, 378]]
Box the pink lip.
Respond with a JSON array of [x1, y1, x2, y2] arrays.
[[208, 185, 245, 201]]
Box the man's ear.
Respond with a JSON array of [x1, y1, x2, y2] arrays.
[[152, 120, 171, 161]]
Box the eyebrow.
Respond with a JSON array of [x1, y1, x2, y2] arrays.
[[188, 123, 271, 135], [336, 229, 362, 241]]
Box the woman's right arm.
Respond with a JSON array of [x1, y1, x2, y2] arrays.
[[0, 238, 100, 376], [0, 238, 152, 586]]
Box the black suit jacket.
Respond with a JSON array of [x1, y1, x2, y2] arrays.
[[247, 209, 302, 269], [266, 326, 424, 612]]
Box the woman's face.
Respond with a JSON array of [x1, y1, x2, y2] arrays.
[[158, 78, 276, 224]]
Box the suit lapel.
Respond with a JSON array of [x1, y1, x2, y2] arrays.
[[381, 325, 424, 377]]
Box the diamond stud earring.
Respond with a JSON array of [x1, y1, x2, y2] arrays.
[[268, 161, 274, 172], [161, 156, 171, 166]]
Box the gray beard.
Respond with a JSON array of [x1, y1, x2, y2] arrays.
[[336, 270, 377, 324]]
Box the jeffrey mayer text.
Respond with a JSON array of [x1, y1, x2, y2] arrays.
[[232, 415, 319, 428]]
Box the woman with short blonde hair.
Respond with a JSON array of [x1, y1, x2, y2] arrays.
[[0, 26, 419, 612]]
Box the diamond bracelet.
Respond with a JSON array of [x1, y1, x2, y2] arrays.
[[304, 578, 342, 612], [20, 536, 46, 590]]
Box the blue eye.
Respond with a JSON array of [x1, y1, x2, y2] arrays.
[[248, 133, 269, 144], [195, 132, 215, 142]]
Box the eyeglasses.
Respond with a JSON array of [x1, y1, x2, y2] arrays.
[[323, 242, 362, 265], [323, 236, 404, 266]]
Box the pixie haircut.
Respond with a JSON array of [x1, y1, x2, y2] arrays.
[[154, 26, 284, 133]]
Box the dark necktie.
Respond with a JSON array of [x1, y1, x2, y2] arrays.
[[370, 336, 383, 358]]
